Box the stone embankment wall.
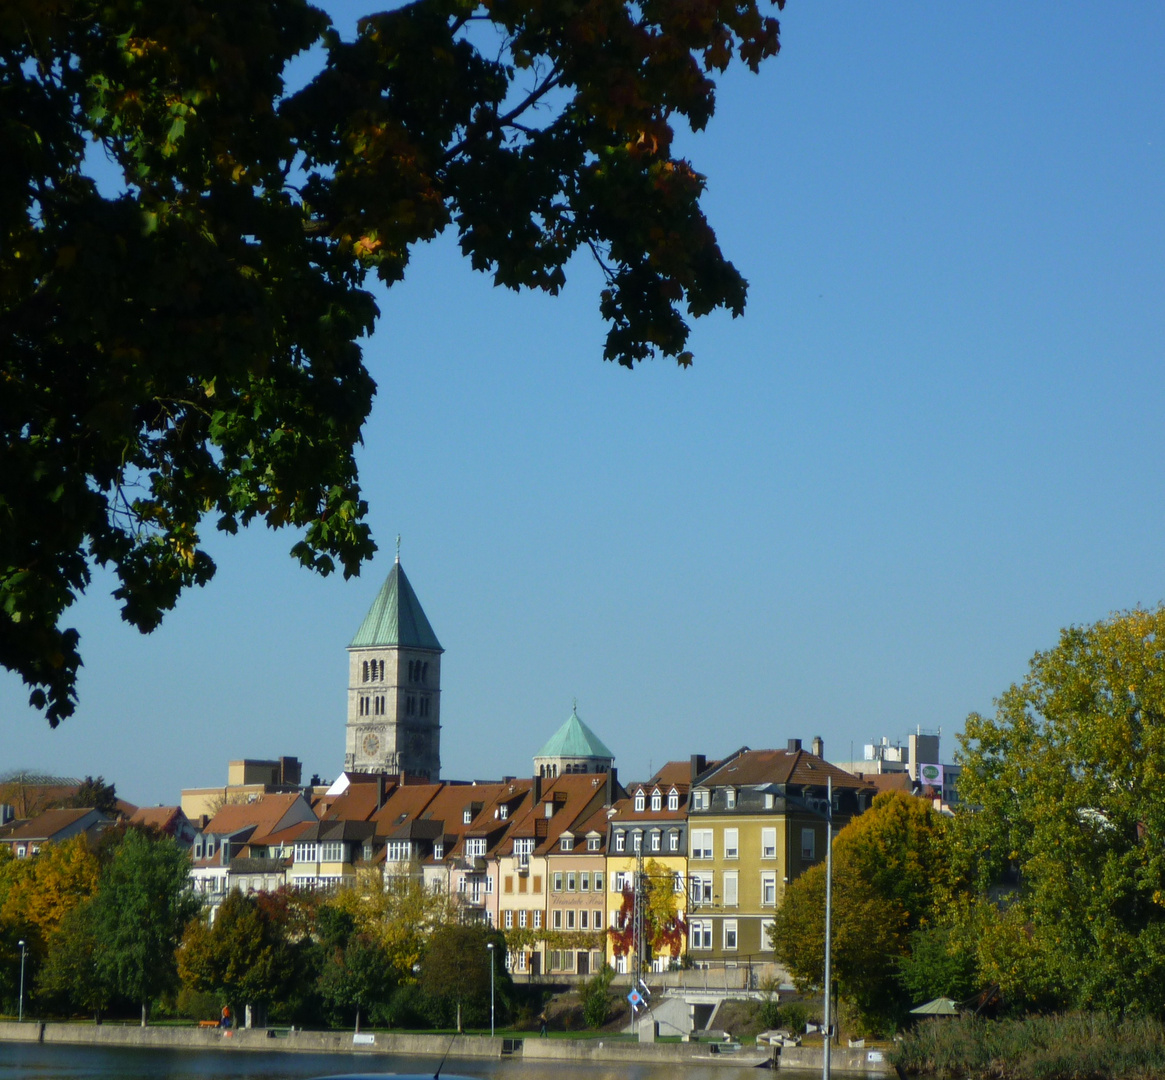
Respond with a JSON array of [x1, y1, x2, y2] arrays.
[[0, 1021, 892, 1074]]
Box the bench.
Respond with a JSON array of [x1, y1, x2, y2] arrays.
[[198, 1021, 220, 1029]]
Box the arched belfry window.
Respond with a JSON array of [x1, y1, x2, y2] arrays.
[[421, 662, 429, 684], [362, 661, 369, 683], [378, 659, 385, 681]]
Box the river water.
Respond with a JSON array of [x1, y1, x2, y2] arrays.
[[0, 1044, 822, 1080]]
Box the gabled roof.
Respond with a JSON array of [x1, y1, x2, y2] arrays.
[[2, 807, 104, 842], [699, 748, 873, 791], [349, 561, 442, 651], [201, 793, 315, 843], [129, 806, 187, 833], [535, 706, 615, 761]]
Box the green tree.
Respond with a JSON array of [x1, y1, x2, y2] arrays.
[[91, 829, 200, 1025], [59, 777, 119, 815], [36, 898, 113, 1019], [317, 932, 393, 1032], [955, 606, 1165, 1014], [769, 791, 951, 1033], [419, 924, 506, 1031], [2, 0, 783, 725], [178, 889, 303, 1024]]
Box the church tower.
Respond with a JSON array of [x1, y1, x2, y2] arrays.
[[344, 557, 443, 780]]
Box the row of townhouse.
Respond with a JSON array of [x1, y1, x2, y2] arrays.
[[186, 734, 876, 981]]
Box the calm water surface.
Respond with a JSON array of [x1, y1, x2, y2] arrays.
[[0, 1044, 822, 1080]]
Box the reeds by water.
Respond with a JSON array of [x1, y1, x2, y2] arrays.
[[893, 1012, 1165, 1080]]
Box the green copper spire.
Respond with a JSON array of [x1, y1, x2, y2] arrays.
[[348, 561, 442, 651], [536, 705, 615, 760]]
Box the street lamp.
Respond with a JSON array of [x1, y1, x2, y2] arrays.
[[486, 942, 495, 1038], [17, 939, 26, 1023]]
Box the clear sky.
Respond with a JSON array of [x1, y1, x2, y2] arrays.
[[4, 2, 1164, 807]]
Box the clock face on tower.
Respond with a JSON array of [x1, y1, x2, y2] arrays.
[[362, 731, 381, 757]]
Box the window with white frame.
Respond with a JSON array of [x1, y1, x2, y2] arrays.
[[567, 872, 576, 892], [553, 872, 563, 892], [463, 809, 473, 824], [614, 831, 625, 852], [634, 791, 646, 811], [594, 871, 604, 891], [650, 830, 661, 851], [580, 909, 589, 930], [613, 870, 631, 891], [725, 788, 736, 809], [764, 792, 775, 809], [690, 873, 713, 906], [723, 919, 738, 951], [669, 830, 680, 852], [486, 875, 494, 893], [499, 803, 508, 819], [691, 829, 713, 859], [514, 837, 534, 864], [587, 835, 601, 851], [566, 909, 576, 929], [519, 909, 527, 928], [580, 872, 590, 892], [294, 841, 316, 862], [722, 871, 738, 907], [534, 910, 542, 928], [761, 827, 777, 859], [553, 909, 563, 929], [651, 790, 661, 811], [668, 790, 679, 811], [386, 841, 411, 862], [673, 871, 685, 893], [724, 828, 738, 859], [692, 789, 710, 811], [594, 909, 602, 928], [690, 920, 712, 950], [505, 909, 513, 928], [466, 838, 487, 858], [632, 831, 642, 852], [320, 841, 346, 861], [801, 828, 815, 861], [433, 842, 444, 860], [761, 872, 777, 906], [560, 835, 573, 851]]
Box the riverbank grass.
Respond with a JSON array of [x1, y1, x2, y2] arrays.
[[895, 1013, 1165, 1080]]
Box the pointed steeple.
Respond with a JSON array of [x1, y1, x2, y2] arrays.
[[348, 562, 442, 652]]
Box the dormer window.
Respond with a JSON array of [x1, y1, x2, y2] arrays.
[[725, 788, 736, 809], [463, 809, 473, 824], [499, 804, 508, 820], [433, 842, 444, 860], [651, 791, 662, 811], [634, 792, 645, 812], [668, 790, 679, 811], [560, 836, 574, 851], [693, 789, 710, 811], [614, 831, 625, 852], [206, 838, 215, 857], [587, 836, 601, 851]]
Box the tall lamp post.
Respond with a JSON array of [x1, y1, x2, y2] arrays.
[[822, 777, 833, 1080], [17, 939, 27, 1023], [486, 942, 496, 1038]]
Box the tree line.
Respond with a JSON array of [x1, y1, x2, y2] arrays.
[[771, 606, 1165, 1035], [0, 826, 512, 1029]]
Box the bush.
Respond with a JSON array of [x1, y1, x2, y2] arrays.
[[779, 1002, 809, 1035], [581, 965, 615, 1029]]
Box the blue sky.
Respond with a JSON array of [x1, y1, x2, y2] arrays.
[[4, 3, 1164, 806]]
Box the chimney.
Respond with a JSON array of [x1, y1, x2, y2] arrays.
[[377, 774, 386, 811], [533, 775, 542, 803], [690, 754, 706, 782], [812, 736, 824, 758], [605, 768, 618, 805], [787, 738, 802, 752]]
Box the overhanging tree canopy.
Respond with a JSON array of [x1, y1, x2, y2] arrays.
[[1, 0, 783, 723]]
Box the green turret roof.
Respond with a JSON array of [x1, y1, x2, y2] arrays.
[[536, 707, 615, 761], [348, 561, 442, 651]]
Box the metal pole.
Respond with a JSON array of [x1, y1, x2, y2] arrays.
[[487, 942, 495, 1037], [822, 778, 832, 1080], [18, 939, 26, 1023]]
